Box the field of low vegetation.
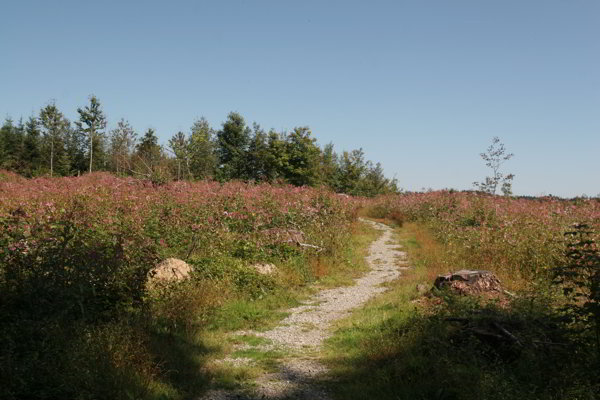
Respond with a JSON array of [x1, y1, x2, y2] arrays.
[[369, 191, 600, 280], [325, 191, 599, 399], [1, 168, 599, 399], [0, 171, 362, 399]]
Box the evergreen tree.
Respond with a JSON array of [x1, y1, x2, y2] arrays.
[[246, 123, 270, 181], [0, 104, 398, 192], [135, 129, 162, 170], [133, 128, 169, 183], [39, 103, 69, 177], [64, 124, 87, 175], [76, 95, 107, 173], [168, 131, 188, 180], [264, 130, 288, 182], [0, 118, 21, 171], [109, 119, 137, 174], [216, 112, 250, 180], [283, 127, 321, 186], [319, 142, 340, 190], [22, 116, 43, 176], [55, 149, 72, 176], [359, 162, 398, 197], [338, 148, 367, 195], [13, 119, 26, 173], [0, 120, 5, 165]]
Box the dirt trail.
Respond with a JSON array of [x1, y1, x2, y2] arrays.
[[201, 218, 408, 400]]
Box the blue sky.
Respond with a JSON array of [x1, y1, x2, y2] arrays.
[[1, 0, 598, 197]]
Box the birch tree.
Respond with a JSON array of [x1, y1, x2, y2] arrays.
[[473, 136, 515, 195]]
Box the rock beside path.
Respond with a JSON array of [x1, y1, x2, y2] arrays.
[[148, 258, 192, 286], [252, 263, 277, 275]]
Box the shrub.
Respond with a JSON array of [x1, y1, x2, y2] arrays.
[[554, 224, 600, 354]]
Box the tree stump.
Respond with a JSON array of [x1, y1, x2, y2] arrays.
[[434, 270, 502, 295]]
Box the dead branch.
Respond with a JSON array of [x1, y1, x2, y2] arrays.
[[298, 243, 324, 252], [444, 317, 470, 323], [492, 322, 522, 346], [469, 328, 504, 340]]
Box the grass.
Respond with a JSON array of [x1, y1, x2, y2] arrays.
[[146, 329, 217, 399], [229, 334, 273, 347], [210, 364, 262, 391], [144, 219, 383, 397], [323, 221, 599, 400], [209, 297, 293, 332], [231, 348, 286, 370], [209, 220, 380, 333], [311, 221, 379, 288]]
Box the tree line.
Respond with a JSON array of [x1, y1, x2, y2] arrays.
[[0, 96, 398, 196]]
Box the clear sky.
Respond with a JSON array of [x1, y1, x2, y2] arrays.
[[1, 0, 598, 197]]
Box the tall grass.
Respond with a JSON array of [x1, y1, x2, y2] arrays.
[[325, 193, 600, 399], [367, 191, 599, 281]]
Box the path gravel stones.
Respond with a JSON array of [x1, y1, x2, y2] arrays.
[[200, 218, 408, 400]]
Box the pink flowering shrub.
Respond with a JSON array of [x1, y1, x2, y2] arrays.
[[0, 173, 356, 311], [0, 172, 357, 399], [0, 169, 25, 183], [368, 191, 600, 279]]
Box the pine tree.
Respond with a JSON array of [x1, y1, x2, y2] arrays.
[[0, 119, 16, 170], [338, 149, 367, 195], [13, 119, 26, 173], [135, 129, 162, 170], [109, 119, 137, 174], [246, 123, 270, 181], [133, 128, 169, 183], [22, 116, 43, 176], [320, 143, 340, 190], [359, 162, 398, 197], [64, 125, 87, 175], [168, 131, 188, 180], [0, 118, 27, 172], [0, 120, 5, 166], [216, 112, 250, 180], [55, 149, 72, 176], [76, 95, 107, 173], [283, 127, 321, 186], [264, 130, 288, 182]]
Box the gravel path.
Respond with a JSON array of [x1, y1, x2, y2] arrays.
[[200, 218, 408, 400]]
